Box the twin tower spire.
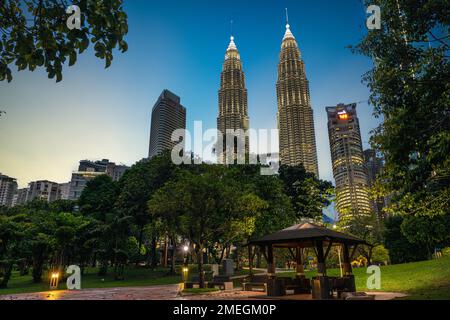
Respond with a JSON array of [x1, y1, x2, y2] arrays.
[[217, 14, 319, 177]]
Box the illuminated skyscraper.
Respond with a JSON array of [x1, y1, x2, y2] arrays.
[[217, 36, 249, 164], [326, 103, 372, 224], [276, 22, 319, 176]]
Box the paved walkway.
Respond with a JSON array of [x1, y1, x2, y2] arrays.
[[0, 284, 182, 300], [0, 285, 407, 301]]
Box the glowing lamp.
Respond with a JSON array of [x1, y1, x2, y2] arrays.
[[338, 113, 348, 120], [50, 272, 60, 290], [182, 266, 189, 283]]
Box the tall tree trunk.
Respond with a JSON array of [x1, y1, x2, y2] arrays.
[[235, 246, 241, 271], [163, 235, 169, 268], [150, 236, 158, 269], [196, 244, 205, 288], [0, 262, 13, 288], [217, 246, 226, 264], [256, 249, 262, 268], [32, 248, 44, 283], [136, 224, 144, 266], [169, 236, 176, 275], [248, 244, 253, 276]]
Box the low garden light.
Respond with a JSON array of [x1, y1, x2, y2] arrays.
[[182, 266, 189, 283], [50, 272, 60, 290], [183, 245, 189, 253]]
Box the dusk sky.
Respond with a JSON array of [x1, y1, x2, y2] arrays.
[[0, 0, 381, 189]]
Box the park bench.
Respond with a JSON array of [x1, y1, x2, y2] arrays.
[[281, 277, 311, 294], [184, 272, 213, 289], [207, 275, 233, 291], [242, 274, 268, 292]]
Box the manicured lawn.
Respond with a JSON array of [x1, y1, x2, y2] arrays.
[[0, 267, 182, 295]]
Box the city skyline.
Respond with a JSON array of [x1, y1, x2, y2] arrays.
[[0, 0, 381, 188]]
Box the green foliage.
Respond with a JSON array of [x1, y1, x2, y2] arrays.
[[371, 245, 390, 264], [0, 0, 128, 82], [79, 174, 118, 221], [354, 0, 449, 194], [384, 215, 428, 264], [278, 164, 334, 220], [401, 213, 450, 258], [116, 152, 178, 265], [353, 0, 449, 261]]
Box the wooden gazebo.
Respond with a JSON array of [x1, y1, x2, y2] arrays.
[[248, 222, 369, 299]]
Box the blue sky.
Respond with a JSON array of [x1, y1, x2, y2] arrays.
[[0, 0, 381, 189]]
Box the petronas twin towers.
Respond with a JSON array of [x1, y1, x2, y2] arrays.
[[217, 20, 319, 176]]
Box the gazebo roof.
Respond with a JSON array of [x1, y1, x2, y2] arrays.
[[250, 222, 368, 248]]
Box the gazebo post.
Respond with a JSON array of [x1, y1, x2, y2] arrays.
[[295, 247, 305, 278], [266, 244, 284, 296], [311, 240, 330, 299], [342, 243, 356, 292], [315, 240, 326, 276], [267, 245, 275, 276], [342, 243, 352, 276]]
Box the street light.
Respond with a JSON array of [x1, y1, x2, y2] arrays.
[[182, 245, 189, 285]]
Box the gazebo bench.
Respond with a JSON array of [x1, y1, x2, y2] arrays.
[[283, 278, 311, 294], [242, 275, 268, 292], [243, 282, 267, 291]]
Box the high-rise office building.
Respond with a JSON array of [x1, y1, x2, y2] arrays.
[[148, 89, 186, 158], [0, 173, 18, 207], [12, 188, 28, 206], [26, 180, 59, 202], [217, 36, 250, 164], [326, 103, 372, 224], [276, 22, 319, 176]]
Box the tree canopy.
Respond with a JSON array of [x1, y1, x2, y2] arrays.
[[0, 0, 128, 82], [353, 0, 450, 257]]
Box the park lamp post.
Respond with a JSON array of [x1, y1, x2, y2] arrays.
[[50, 272, 60, 290], [182, 245, 189, 284]]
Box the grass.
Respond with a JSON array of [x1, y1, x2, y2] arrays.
[[1, 257, 449, 299], [0, 267, 182, 295]]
